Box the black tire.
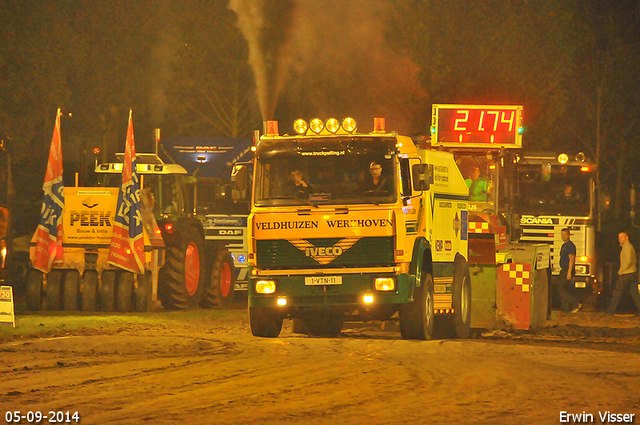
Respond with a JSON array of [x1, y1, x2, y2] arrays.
[[451, 257, 472, 338], [82, 270, 99, 312], [201, 248, 236, 309], [158, 222, 205, 310], [62, 270, 80, 311], [305, 316, 343, 337], [249, 307, 283, 338], [100, 270, 116, 312], [399, 270, 435, 340], [116, 271, 134, 312], [291, 318, 309, 335], [44, 270, 63, 311], [26, 269, 43, 311], [434, 256, 472, 339], [135, 271, 153, 312]]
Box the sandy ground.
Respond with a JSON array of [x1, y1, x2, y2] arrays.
[[1, 308, 640, 425]]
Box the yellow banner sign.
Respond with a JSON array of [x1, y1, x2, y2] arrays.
[[63, 187, 119, 244], [253, 210, 395, 239]]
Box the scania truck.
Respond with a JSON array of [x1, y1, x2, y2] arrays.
[[244, 117, 472, 339]]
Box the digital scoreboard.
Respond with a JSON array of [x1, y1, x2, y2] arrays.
[[430, 104, 523, 149]]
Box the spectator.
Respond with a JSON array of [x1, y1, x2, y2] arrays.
[[559, 228, 581, 313], [606, 232, 640, 316]]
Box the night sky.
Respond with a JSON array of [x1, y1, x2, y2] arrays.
[[0, 0, 639, 232]]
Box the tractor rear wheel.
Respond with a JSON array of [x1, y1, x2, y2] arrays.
[[201, 248, 235, 309], [158, 223, 204, 310]]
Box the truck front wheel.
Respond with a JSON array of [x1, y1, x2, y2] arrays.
[[249, 307, 283, 338], [399, 272, 435, 340]]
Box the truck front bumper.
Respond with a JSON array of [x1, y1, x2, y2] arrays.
[[248, 270, 415, 309]]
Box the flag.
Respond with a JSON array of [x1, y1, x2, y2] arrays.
[[107, 110, 144, 274], [33, 109, 65, 273]]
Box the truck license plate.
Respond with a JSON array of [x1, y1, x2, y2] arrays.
[[574, 281, 587, 288], [305, 276, 342, 286]]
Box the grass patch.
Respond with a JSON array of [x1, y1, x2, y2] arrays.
[[0, 309, 238, 342]]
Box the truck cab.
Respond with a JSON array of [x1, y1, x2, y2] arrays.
[[246, 118, 471, 339]]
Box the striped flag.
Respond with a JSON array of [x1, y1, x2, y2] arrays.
[[107, 110, 144, 274], [33, 109, 65, 273]]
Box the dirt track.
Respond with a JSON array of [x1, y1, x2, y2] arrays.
[[2, 309, 640, 425]]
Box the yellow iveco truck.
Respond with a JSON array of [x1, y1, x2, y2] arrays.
[[244, 117, 471, 339]]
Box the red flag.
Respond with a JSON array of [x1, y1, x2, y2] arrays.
[[107, 110, 144, 274], [33, 109, 65, 273]]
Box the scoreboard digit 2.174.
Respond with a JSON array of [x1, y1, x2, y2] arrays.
[[430, 104, 523, 148]]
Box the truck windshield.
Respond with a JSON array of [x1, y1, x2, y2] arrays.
[[194, 178, 249, 215], [254, 137, 397, 207], [517, 164, 592, 217]]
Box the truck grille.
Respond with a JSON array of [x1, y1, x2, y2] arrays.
[[256, 236, 394, 269]]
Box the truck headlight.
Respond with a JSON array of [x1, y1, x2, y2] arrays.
[[255, 280, 276, 294], [374, 277, 395, 291]]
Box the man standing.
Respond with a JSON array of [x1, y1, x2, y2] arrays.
[[559, 228, 580, 313], [607, 232, 640, 316]]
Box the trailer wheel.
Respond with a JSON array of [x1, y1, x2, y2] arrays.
[[100, 270, 116, 312], [26, 269, 43, 311], [399, 271, 435, 340], [135, 271, 153, 312], [44, 270, 63, 311], [82, 270, 99, 312], [249, 307, 283, 338], [63, 270, 80, 311], [158, 224, 204, 310], [201, 249, 235, 309], [305, 316, 343, 337], [116, 272, 134, 312]]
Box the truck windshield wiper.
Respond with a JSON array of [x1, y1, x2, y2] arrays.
[[264, 196, 317, 207]]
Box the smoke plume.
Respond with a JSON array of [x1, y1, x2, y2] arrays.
[[229, 0, 427, 133], [228, 0, 297, 120]]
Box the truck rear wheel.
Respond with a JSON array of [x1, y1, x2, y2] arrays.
[[249, 307, 283, 338], [451, 258, 472, 338], [100, 270, 116, 312], [135, 271, 153, 312], [159, 224, 204, 310], [116, 272, 134, 312], [201, 249, 235, 309], [292, 318, 309, 335], [44, 270, 63, 311], [26, 269, 43, 311], [399, 271, 435, 340], [63, 270, 80, 311], [82, 270, 99, 312]]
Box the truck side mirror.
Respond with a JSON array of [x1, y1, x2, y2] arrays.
[[231, 164, 250, 201], [412, 163, 430, 191]]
